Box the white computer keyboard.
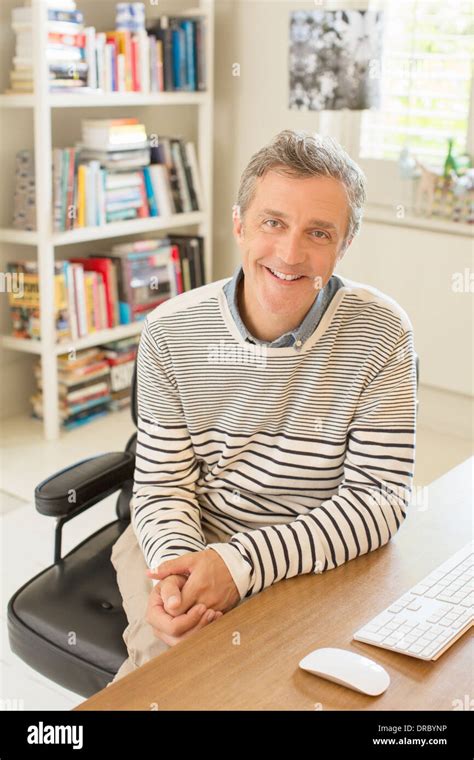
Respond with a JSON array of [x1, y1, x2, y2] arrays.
[[353, 541, 473, 661]]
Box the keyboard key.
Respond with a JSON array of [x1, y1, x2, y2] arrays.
[[444, 613, 460, 623], [450, 592, 468, 604], [395, 640, 411, 651], [425, 586, 444, 598], [452, 615, 472, 630], [426, 614, 443, 623], [407, 600, 422, 611], [418, 637, 433, 647], [437, 592, 457, 603], [387, 604, 404, 613], [398, 595, 416, 607], [411, 584, 430, 596], [372, 613, 394, 629], [423, 642, 441, 657], [361, 631, 386, 642]]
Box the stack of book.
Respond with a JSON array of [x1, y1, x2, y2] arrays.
[[8, 1, 89, 94], [67, 256, 119, 335], [7, 258, 114, 341], [149, 136, 204, 214], [6, 3, 207, 95], [52, 117, 150, 230], [12, 150, 36, 231], [80, 117, 150, 225], [51, 124, 203, 231], [77, 11, 207, 93], [32, 347, 112, 430], [29, 336, 140, 430], [101, 334, 140, 410], [144, 13, 208, 92], [107, 238, 178, 323], [108, 235, 205, 323], [6, 235, 204, 342], [166, 233, 205, 291]]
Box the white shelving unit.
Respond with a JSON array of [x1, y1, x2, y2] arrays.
[[0, 0, 215, 440]]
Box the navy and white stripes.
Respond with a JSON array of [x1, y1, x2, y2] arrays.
[[131, 275, 417, 601]]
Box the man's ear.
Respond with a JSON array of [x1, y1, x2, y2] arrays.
[[337, 237, 353, 262], [232, 205, 244, 241]]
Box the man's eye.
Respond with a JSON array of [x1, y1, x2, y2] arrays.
[[263, 219, 281, 228], [312, 230, 329, 239]]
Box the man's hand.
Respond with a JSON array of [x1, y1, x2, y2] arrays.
[[146, 549, 240, 616], [146, 573, 223, 647]]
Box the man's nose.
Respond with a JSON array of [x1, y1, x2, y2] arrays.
[[278, 231, 306, 266]]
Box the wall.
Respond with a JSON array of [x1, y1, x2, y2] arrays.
[[211, 0, 473, 438]]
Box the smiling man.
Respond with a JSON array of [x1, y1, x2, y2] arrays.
[[235, 170, 349, 343], [108, 129, 417, 683]]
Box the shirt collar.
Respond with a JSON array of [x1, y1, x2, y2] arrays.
[[223, 265, 328, 349]]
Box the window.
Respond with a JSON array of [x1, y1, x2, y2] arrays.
[[359, 0, 474, 170]]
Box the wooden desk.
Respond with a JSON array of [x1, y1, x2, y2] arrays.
[[76, 457, 473, 711]]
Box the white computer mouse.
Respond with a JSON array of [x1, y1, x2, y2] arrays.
[[299, 647, 390, 696]]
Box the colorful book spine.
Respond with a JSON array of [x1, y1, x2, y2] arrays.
[[142, 166, 158, 216]]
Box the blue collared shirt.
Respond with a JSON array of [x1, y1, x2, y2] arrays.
[[223, 265, 343, 349]]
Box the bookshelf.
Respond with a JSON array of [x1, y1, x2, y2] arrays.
[[0, 0, 215, 440]]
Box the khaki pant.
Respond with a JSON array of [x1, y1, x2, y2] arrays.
[[108, 520, 232, 684]]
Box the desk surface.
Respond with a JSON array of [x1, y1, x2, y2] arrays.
[[76, 457, 473, 711]]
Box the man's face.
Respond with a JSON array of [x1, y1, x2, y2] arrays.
[[233, 170, 351, 319]]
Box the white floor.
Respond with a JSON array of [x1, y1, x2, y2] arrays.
[[1, 403, 473, 710], [1, 408, 132, 710]]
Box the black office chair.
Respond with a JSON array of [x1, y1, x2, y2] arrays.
[[7, 355, 420, 698], [7, 362, 138, 698]]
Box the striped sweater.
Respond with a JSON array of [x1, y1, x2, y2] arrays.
[[131, 274, 417, 602]]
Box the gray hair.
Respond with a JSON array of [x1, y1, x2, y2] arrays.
[[233, 129, 367, 256]]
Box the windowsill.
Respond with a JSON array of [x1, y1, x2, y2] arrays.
[[363, 203, 474, 238]]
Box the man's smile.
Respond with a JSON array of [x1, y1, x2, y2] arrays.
[[262, 264, 308, 284]]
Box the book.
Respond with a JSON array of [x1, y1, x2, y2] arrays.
[[7, 260, 70, 340], [107, 245, 177, 323], [12, 150, 36, 231], [69, 257, 119, 328]]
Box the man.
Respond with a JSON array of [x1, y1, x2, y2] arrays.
[[109, 129, 417, 683]]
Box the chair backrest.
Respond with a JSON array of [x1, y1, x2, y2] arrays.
[[130, 357, 138, 428], [114, 358, 138, 522]]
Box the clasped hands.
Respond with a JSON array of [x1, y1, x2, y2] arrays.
[[145, 548, 240, 646]]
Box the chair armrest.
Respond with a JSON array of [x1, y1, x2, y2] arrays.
[[35, 452, 135, 518]]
